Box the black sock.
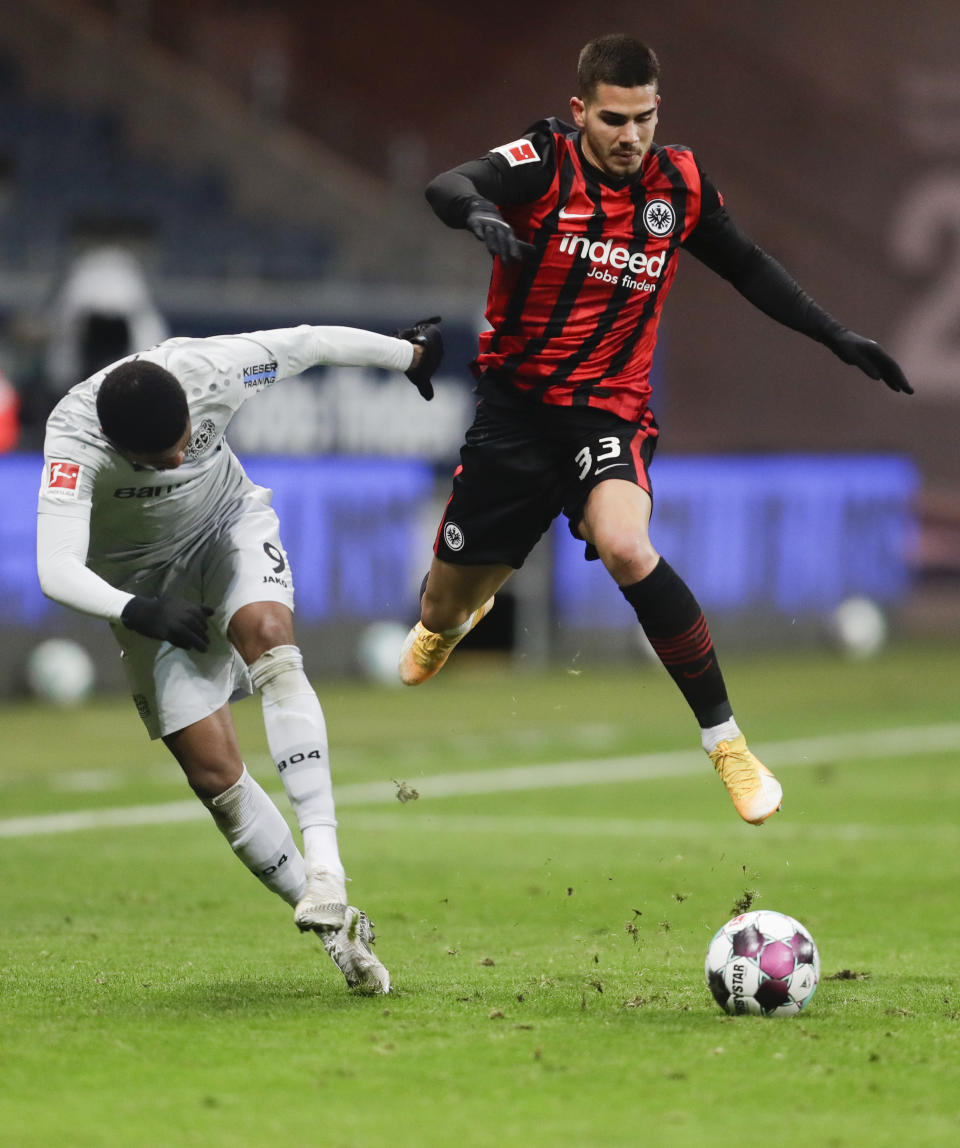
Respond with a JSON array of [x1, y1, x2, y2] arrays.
[[620, 558, 733, 729]]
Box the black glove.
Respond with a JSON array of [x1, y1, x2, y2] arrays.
[[121, 595, 215, 652], [827, 330, 913, 395], [397, 316, 443, 401], [465, 199, 535, 264]]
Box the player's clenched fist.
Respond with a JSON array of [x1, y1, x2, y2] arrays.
[[122, 595, 214, 651]]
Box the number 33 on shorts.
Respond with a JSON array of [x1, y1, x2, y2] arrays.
[[575, 436, 626, 480]]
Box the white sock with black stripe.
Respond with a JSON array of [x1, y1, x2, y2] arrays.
[[249, 644, 345, 881], [203, 765, 305, 906]]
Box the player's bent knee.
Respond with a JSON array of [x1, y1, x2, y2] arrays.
[[184, 759, 244, 802], [248, 620, 293, 659], [594, 535, 658, 581], [229, 602, 295, 664]]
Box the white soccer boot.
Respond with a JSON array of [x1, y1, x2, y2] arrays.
[[321, 906, 391, 994]]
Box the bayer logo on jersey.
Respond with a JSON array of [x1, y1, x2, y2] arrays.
[[643, 198, 676, 237], [184, 417, 219, 461]]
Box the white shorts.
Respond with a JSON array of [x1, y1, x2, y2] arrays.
[[113, 488, 295, 739]]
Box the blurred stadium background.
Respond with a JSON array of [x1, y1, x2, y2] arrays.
[[1, 0, 959, 697]]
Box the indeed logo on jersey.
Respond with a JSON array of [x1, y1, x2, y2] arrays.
[[558, 235, 665, 292]]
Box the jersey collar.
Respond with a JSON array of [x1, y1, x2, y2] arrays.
[[574, 132, 652, 191]]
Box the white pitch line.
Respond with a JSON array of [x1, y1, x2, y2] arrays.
[[342, 811, 960, 844], [2, 721, 959, 840], [0, 800, 206, 838], [330, 720, 960, 803]]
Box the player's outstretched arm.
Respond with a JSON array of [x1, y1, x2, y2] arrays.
[[686, 209, 913, 396], [221, 326, 429, 385], [164, 326, 443, 427], [733, 251, 915, 395]]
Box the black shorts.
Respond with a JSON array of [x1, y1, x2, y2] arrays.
[[435, 387, 659, 568]]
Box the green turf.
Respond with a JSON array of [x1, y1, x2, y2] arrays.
[[2, 642, 959, 1146]]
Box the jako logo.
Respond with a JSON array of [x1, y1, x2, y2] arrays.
[[558, 235, 665, 278]]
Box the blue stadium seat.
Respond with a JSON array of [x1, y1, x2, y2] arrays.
[[0, 82, 334, 282]]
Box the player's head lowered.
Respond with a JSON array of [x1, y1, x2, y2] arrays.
[[572, 34, 661, 179], [577, 34, 660, 101], [96, 360, 192, 470]]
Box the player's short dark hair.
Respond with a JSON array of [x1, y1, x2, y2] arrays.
[[577, 34, 660, 99], [96, 360, 189, 454]]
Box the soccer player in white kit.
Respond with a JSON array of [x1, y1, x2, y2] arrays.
[[36, 319, 443, 994]]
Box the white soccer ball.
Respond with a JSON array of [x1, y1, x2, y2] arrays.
[[705, 909, 820, 1017], [827, 596, 888, 659], [356, 621, 408, 686], [25, 638, 96, 707]]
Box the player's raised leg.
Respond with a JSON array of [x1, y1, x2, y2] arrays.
[[398, 557, 510, 685], [581, 479, 782, 824]]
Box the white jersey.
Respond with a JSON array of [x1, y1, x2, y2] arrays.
[[37, 325, 414, 620]]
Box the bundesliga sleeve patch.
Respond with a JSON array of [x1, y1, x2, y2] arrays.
[[491, 139, 540, 167], [46, 460, 81, 497]]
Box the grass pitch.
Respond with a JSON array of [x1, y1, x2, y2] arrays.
[[2, 642, 959, 1146]]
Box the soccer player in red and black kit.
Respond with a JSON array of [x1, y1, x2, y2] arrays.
[[398, 33, 912, 825]]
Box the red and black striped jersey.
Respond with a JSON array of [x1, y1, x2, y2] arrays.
[[431, 118, 724, 422], [427, 118, 859, 419]]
